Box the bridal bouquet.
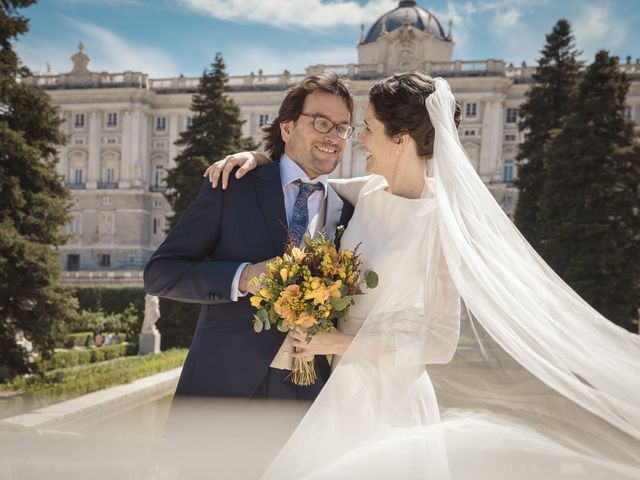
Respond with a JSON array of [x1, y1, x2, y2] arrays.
[[249, 234, 378, 386]]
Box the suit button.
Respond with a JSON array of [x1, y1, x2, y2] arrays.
[[212, 293, 221, 301]]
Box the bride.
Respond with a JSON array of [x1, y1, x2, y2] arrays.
[[204, 73, 640, 479]]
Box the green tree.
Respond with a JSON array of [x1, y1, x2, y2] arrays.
[[515, 19, 582, 250], [540, 51, 640, 331], [165, 52, 256, 229], [0, 1, 78, 377], [159, 53, 256, 348]]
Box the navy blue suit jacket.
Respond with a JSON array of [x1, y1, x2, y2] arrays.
[[143, 162, 354, 398]]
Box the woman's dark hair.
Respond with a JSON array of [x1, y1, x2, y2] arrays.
[[368, 72, 462, 158], [262, 72, 354, 161]]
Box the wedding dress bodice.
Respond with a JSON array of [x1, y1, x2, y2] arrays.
[[337, 175, 436, 334]]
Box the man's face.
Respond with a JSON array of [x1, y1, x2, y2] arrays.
[[281, 92, 351, 179]]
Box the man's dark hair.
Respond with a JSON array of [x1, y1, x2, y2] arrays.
[[262, 72, 354, 161]]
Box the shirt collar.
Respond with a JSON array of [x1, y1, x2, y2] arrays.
[[279, 153, 329, 196]]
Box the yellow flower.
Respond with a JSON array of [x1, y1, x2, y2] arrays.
[[295, 312, 317, 329], [328, 280, 343, 299], [280, 268, 289, 283], [291, 247, 306, 263], [250, 296, 263, 308], [259, 288, 271, 300], [304, 284, 330, 305]]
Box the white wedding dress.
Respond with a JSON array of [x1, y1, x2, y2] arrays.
[[260, 79, 640, 480], [332, 174, 460, 371]]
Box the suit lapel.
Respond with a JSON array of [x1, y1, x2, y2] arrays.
[[253, 162, 288, 254], [324, 185, 344, 243]]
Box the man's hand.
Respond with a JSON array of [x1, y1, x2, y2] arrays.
[[239, 259, 272, 295]]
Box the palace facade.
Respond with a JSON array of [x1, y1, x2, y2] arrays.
[[23, 0, 640, 283]]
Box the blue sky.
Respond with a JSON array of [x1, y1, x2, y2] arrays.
[[15, 0, 640, 78]]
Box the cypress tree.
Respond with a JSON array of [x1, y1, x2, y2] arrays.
[[515, 20, 582, 250], [540, 51, 640, 331], [0, 1, 77, 376], [159, 53, 255, 348]]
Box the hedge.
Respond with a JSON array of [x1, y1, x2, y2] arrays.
[[1, 349, 187, 420], [72, 286, 145, 320], [34, 343, 136, 372], [72, 286, 198, 350]]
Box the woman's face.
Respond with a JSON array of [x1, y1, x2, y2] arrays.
[[358, 104, 400, 177]]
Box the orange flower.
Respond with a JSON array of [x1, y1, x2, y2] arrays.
[[274, 298, 297, 327], [281, 284, 300, 301], [295, 312, 317, 329]]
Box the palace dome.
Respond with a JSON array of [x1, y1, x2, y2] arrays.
[[362, 1, 449, 44]]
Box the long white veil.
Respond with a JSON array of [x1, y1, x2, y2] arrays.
[[261, 77, 640, 480]]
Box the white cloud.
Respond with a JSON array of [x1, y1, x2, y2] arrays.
[[429, 1, 476, 59], [16, 37, 75, 76], [178, 0, 397, 30], [17, 16, 179, 78], [574, 3, 628, 60], [433, 0, 549, 63]]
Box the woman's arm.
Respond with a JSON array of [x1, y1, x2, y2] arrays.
[[289, 329, 353, 357], [204, 151, 271, 189], [328, 176, 373, 206]]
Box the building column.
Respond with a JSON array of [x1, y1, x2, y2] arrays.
[[119, 110, 131, 188], [478, 95, 505, 182], [58, 111, 70, 181], [86, 110, 100, 188], [139, 110, 149, 187], [130, 108, 143, 187], [168, 114, 179, 169]]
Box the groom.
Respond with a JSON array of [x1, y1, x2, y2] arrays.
[[144, 73, 355, 400]]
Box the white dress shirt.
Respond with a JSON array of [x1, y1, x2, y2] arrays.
[[230, 153, 329, 300]]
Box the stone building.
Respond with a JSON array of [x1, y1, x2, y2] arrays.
[[23, 0, 640, 284]]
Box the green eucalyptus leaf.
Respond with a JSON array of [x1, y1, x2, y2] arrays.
[[256, 309, 269, 323], [277, 320, 289, 333], [364, 270, 379, 289], [330, 295, 352, 312], [253, 319, 264, 333]]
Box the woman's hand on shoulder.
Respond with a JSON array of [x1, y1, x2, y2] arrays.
[[203, 151, 271, 189]]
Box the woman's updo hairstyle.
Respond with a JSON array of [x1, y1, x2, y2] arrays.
[[368, 72, 462, 158]]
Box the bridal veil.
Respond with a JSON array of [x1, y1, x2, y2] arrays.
[[261, 77, 640, 479]]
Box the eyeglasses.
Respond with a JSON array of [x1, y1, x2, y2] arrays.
[[300, 113, 354, 140]]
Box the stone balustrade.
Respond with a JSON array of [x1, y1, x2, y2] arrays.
[[23, 57, 640, 93]]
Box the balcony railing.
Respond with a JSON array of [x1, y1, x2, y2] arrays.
[[149, 186, 166, 192], [67, 182, 86, 190], [97, 182, 119, 189]]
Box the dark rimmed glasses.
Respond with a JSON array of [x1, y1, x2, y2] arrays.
[[300, 112, 354, 140]]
